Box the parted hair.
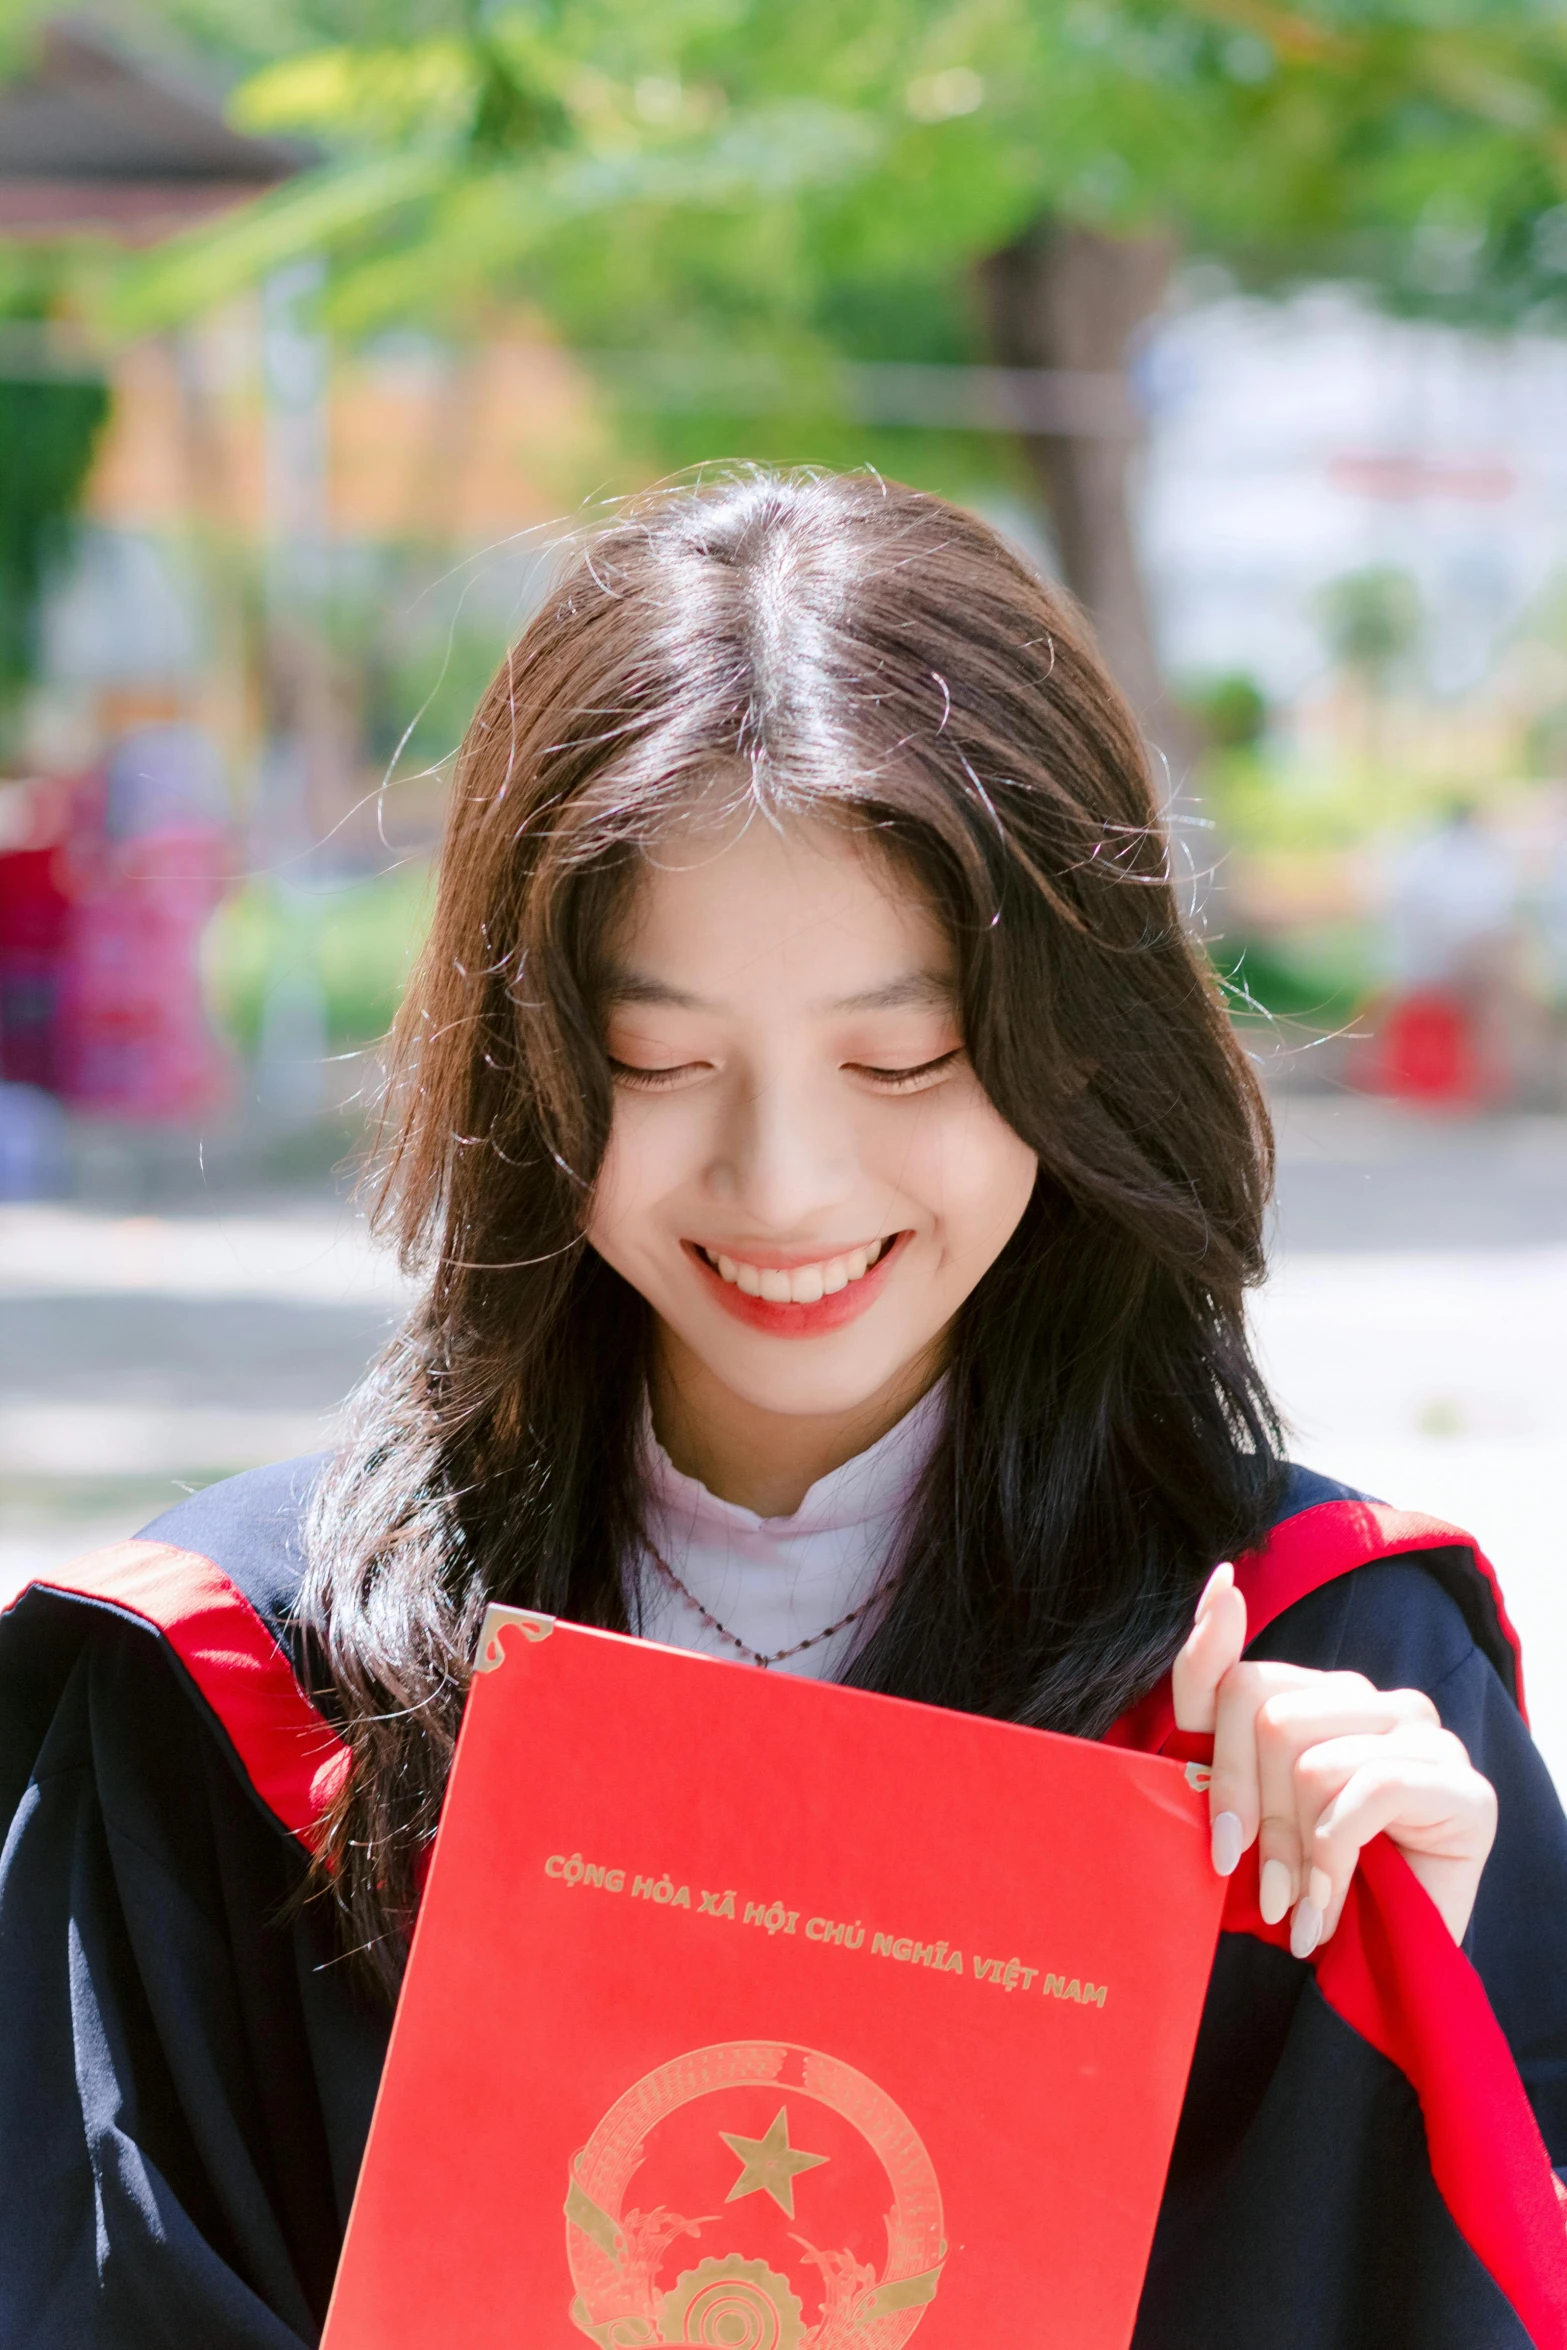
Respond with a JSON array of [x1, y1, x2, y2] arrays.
[[301, 468, 1282, 1990]]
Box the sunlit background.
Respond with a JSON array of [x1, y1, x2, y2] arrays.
[[0, 1, 1564, 1777]]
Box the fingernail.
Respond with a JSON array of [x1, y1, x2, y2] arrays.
[[1291, 1898, 1323, 1959], [1211, 1811, 1244, 1876], [1307, 1867, 1332, 1914], [1259, 1858, 1293, 1925]]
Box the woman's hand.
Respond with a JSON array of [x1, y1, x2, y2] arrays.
[[1172, 1563, 1498, 1955]]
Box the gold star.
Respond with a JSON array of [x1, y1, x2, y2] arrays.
[[718, 2106, 829, 2218]]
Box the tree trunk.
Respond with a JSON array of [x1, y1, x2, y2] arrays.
[[977, 217, 1193, 768]]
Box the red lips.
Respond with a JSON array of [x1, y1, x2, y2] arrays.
[[683, 1233, 911, 1338]]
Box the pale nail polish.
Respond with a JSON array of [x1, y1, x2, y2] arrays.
[[1199, 1561, 1234, 1614], [1291, 1898, 1323, 1959], [1307, 1867, 1332, 1914], [1259, 1858, 1293, 1925], [1211, 1812, 1244, 1876]]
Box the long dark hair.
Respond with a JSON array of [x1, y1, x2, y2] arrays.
[[302, 469, 1282, 1990]]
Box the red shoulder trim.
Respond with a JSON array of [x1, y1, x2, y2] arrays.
[[9, 1540, 349, 1852], [1108, 1498, 1564, 2341], [1104, 1496, 1526, 1754], [1217, 1828, 1567, 2346]]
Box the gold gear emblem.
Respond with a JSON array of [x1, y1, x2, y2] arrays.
[[660, 2254, 804, 2347], [565, 2042, 945, 2349]]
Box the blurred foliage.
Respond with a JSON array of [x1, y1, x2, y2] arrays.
[[1211, 928, 1372, 1025], [301, 548, 522, 772], [1203, 749, 1359, 853], [0, 256, 110, 712], [203, 862, 432, 1053], [1525, 703, 1567, 775], [1318, 564, 1425, 684], [1184, 670, 1270, 750], [0, 373, 108, 703], [364, 607, 511, 771], [76, 0, 1567, 431], [0, 0, 1558, 766], [1201, 740, 1489, 856]]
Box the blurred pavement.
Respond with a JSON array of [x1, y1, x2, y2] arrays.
[[0, 1199, 409, 1590], [1257, 1094, 1567, 1791], [3, 1089, 1565, 1787]]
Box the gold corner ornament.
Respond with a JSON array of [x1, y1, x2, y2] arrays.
[[565, 2042, 945, 2348], [473, 1604, 556, 1672]]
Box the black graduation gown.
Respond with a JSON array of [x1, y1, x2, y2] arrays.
[[2, 1461, 1565, 2348]]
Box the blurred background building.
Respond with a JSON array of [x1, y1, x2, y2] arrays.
[[0, 2, 1565, 1776]]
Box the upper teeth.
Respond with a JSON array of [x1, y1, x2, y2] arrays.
[[704, 1238, 890, 1304]]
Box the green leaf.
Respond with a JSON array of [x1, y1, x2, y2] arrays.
[[111, 153, 454, 329], [232, 42, 479, 148]]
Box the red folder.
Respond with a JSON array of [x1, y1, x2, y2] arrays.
[[322, 1609, 1225, 2350]]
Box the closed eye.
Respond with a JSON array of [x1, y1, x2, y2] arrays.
[[607, 1057, 710, 1091], [849, 1049, 964, 1092]]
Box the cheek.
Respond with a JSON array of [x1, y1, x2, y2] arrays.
[[584, 1098, 698, 1255], [583, 1107, 654, 1256], [905, 1092, 1037, 1258]]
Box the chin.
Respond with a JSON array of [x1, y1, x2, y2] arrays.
[[691, 1334, 928, 1422]]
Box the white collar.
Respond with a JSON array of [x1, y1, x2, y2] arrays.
[[640, 1377, 947, 1545], [631, 1379, 948, 1677]]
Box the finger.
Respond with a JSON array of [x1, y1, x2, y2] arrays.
[[1305, 1758, 1449, 1952], [1252, 1679, 1438, 1747], [1173, 1566, 1253, 1880], [1294, 1719, 1460, 1808], [1256, 1682, 1431, 1926], [1204, 1652, 1319, 1872], [1208, 1659, 1272, 1879], [1250, 1694, 1362, 1925], [1293, 1727, 1483, 1947], [1208, 1670, 1418, 1901], [1255, 1690, 1319, 1928], [1282, 1729, 1408, 1955], [1306, 1740, 1496, 1945], [1172, 1563, 1246, 1737]]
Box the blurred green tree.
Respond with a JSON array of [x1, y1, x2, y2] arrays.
[[1185, 671, 1270, 752], [1319, 565, 1424, 691], [84, 0, 1567, 742], [1318, 561, 1424, 767], [0, 251, 109, 723]]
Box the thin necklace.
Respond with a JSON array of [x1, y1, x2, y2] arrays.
[[642, 1541, 884, 1670]]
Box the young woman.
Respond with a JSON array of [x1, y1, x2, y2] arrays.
[[3, 471, 1565, 2350]]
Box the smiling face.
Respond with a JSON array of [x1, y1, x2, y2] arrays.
[[584, 814, 1039, 1485]]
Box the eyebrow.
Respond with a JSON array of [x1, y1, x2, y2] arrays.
[[606, 973, 709, 1011], [824, 971, 955, 1014], [605, 968, 956, 1016]]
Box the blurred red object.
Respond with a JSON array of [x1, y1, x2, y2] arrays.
[[58, 826, 230, 1117], [0, 839, 73, 1087], [0, 731, 233, 1120], [56, 726, 232, 1119], [0, 775, 81, 1089], [1352, 988, 1495, 1107]]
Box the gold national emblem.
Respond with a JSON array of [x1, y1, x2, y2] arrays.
[[565, 2041, 945, 2347]]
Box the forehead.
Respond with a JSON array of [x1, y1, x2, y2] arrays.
[[607, 817, 951, 1009]]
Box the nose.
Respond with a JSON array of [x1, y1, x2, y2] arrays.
[[706, 1062, 857, 1231]]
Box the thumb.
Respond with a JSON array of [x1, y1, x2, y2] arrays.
[[1171, 1561, 1247, 1734]]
